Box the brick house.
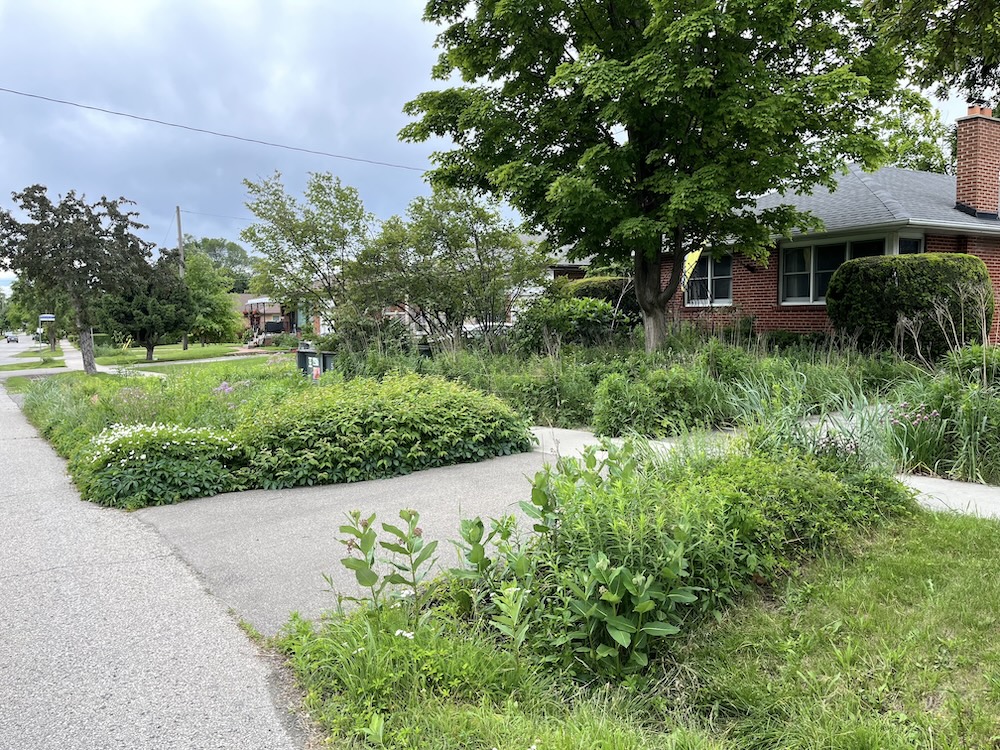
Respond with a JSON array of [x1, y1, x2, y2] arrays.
[[669, 103, 1000, 341]]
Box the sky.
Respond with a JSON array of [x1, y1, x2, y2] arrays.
[[0, 1, 974, 299], [0, 0, 447, 295]]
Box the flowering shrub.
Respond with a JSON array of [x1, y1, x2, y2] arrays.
[[70, 423, 242, 509]]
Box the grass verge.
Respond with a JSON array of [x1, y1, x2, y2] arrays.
[[94, 342, 244, 366], [277, 510, 1000, 749], [0, 359, 65, 371], [14, 346, 64, 358]]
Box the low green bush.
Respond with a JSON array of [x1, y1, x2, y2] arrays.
[[444, 439, 915, 680], [826, 253, 994, 359], [239, 373, 533, 489], [593, 365, 728, 436], [70, 423, 240, 509], [513, 296, 623, 353]]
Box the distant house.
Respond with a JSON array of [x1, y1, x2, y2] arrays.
[[242, 296, 296, 343], [669, 103, 1000, 341]]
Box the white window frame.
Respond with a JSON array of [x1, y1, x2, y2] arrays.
[[780, 234, 889, 305], [894, 232, 925, 255], [685, 253, 733, 307]]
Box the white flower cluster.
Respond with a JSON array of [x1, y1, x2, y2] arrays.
[[84, 422, 239, 469]]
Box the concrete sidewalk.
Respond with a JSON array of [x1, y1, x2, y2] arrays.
[[0, 389, 305, 749]]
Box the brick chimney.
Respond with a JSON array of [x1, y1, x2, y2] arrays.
[[956, 101, 1000, 220]]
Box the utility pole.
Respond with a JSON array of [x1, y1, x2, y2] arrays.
[[176, 205, 188, 351]]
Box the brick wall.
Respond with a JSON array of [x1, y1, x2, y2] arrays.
[[663, 248, 833, 335], [956, 111, 1000, 218], [963, 236, 1000, 341], [663, 235, 1000, 343]]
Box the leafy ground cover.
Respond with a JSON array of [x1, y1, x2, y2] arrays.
[[275, 426, 1000, 749], [22, 360, 533, 508], [94, 342, 246, 366]]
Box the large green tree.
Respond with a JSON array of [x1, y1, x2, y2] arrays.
[[350, 188, 549, 349], [184, 250, 242, 344], [870, 0, 1000, 98], [0, 186, 151, 372], [183, 235, 254, 293], [402, 0, 904, 350], [98, 253, 194, 362], [242, 172, 376, 330]]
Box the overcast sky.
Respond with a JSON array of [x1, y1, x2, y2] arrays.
[[0, 1, 973, 298], [0, 0, 448, 294]]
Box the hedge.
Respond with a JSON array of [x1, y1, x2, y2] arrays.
[[826, 253, 994, 359]]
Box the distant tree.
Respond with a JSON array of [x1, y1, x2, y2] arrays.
[[349, 188, 549, 349], [870, 0, 1000, 98], [875, 93, 953, 174], [0, 185, 151, 373], [183, 235, 254, 293], [402, 0, 904, 351], [241, 171, 376, 330], [6, 277, 71, 351], [98, 253, 194, 362], [184, 250, 242, 344]]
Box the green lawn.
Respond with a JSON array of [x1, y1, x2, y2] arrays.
[[139, 353, 289, 375], [95, 343, 246, 366], [1, 376, 34, 393], [14, 346, 64, 358], [0, 359, 65, 372]]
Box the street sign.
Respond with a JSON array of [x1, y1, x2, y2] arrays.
[[39, 314, 56, 322]]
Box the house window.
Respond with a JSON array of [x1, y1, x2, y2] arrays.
[[686, 254, 732, 306], [898, 236, 923, 254], [781, 237, 887, 303]]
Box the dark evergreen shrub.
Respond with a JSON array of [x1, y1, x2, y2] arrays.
[[826, 253, 994, 359]]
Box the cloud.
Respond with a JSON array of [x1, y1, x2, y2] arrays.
[[0, 0, 445, 252]]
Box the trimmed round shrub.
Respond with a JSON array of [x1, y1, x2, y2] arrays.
[[238, 373, 533, 489], [826, 253, 994, 359], [71, 423, 240, 509], [564, 275, 643, 320]]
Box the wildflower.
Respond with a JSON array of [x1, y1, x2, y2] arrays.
[[394, 629, 414, 639]]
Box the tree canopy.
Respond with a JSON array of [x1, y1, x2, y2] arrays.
[[870, 0, 1000, 98], [402, 0, 905, 349], [98, 252, 194, 362], [184, 250, 242, 344], [183, 235, 254, 293], [241, 172, 376, 330], [0, 185, 151, 372], [348, 188, 549, 349]]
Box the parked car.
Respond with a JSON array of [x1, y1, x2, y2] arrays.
[[6, 333, 19, 343]]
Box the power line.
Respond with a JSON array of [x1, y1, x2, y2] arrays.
[[179, 209, 255, 222], [0, 86, 428, 173]]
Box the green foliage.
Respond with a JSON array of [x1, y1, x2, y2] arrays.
[[826, 253, 994, 360], [402, 0, 904, 349], [888, 374, 1000, 484], [183, 250, 242, 343], [446, 439, 914, 681], [348, 187, 550, 351], [183, 235, 253, 293], [565, 275, 642, 320], [592, 366, 728, 437], [242, 171, 374, 326], [514, 296, 624, 353], [0, 184, 152, 373], [945, 344, 1000, 386], [239, 374, 532, 489], [98, 253, 195, 361], [70, 423, 239, 509]]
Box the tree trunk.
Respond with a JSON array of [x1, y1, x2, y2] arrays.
[[145, 345, 155, 362], [634, 232, 687, 353], [76, 319, 97, 375]]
